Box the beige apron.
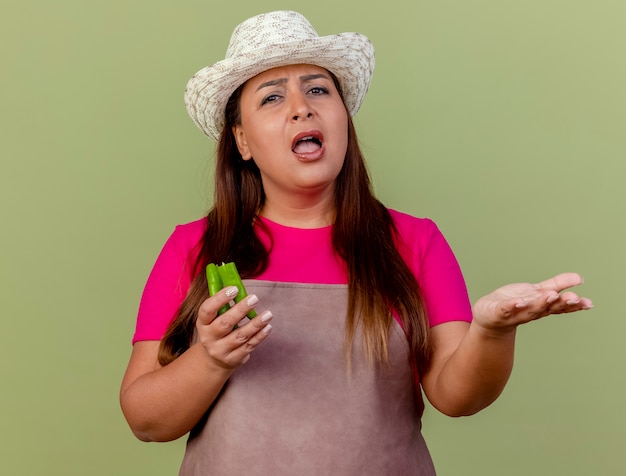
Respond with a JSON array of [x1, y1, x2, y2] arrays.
[[179, 281, 435, 475]]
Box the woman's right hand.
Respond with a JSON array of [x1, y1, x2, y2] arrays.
[[196, 286, 273, 370], [120, 286, 273, 442]]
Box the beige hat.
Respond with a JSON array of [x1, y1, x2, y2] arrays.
[[184, 10, 375, 141]]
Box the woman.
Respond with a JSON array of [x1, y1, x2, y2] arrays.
[[120, 11, 592, 475]]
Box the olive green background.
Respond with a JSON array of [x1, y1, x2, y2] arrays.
[[1, 1, 624, 474]]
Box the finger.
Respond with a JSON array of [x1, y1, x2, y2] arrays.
[[228, 310, 274, 358], [197, 286, 239, 326], [510, 290, 563, 321], [561, 291, 582, 305], [517, 290, 593, 320], [580, 297, 594, 309], [210, 310, 273, 367], [229, 309, 273, 340], [564, 295, 593, 309], [545, 293, 594, 315], [236, 323, 273, 365], [535, 272, 584, 294], [209, 293, 263, 338]]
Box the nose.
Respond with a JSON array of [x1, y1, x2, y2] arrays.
[[293, 111, 313, 121], [289, 93, 313, 121]]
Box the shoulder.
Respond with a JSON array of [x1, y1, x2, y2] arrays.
[[174, 216, 208, 234], [387, 208, 451, 266], [387, 208, 440, 242], [169, 217, 208, 249], [154, 217, 208, 268]]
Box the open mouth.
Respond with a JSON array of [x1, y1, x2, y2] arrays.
[[291, 131, 324, 155]]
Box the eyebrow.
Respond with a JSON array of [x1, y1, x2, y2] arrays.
[[256, 78, 287, 91], [255, 73, 330, 92]]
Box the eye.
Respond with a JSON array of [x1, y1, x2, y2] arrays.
[[261, 93, 282, 106], [308, 86, 329, 95]]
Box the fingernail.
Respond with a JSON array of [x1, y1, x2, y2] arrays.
[[262, 324, 272, 335], [566, 299, 580, 305], [225, 286, 239, 298], [260, 310, 273, 323], [547, 295, 559, 304], [246, 294, 259, 306]]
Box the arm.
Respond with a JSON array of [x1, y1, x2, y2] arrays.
[[119, 287, 273, 442], [421, 273, 593, 417]]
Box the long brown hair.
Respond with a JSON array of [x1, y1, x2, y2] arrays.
[[159, 80, 431, 373]]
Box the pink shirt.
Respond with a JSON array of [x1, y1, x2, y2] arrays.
[[133, 209, 472, 344]]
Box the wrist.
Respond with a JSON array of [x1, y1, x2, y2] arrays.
[[191, 342, 236, 377], [469, 319, 517, 341]]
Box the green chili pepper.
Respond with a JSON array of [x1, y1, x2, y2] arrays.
[[217, 262, 257, 319], [205, 262, 257, 319], [206, 263, 230, 315]]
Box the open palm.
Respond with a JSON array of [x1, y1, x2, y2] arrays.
[[472, 272, 593, 334]]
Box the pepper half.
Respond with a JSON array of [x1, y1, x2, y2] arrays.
[[216, 262, 257, 319], [206, 263, 230, 315], [205, 262, 257, 319]]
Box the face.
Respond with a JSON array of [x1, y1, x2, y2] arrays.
[[232, 64, 349, 200]]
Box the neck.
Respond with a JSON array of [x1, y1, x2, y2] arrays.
[[260, 190, 335, 229]]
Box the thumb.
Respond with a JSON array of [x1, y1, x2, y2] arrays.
[[536, 273, 584, 294]]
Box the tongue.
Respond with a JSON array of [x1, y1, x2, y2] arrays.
[[293, 140, 321, 154]]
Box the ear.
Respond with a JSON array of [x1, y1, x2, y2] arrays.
[[232, 125, 252, 161]]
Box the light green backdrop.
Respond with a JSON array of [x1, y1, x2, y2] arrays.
[[1, 1, 624, 474]]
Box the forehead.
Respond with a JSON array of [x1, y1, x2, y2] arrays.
[[244, 64, 331, 89]]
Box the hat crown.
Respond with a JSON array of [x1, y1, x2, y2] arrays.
[[226, 11, 319, 58]]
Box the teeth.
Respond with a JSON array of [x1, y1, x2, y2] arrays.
[[298, 136, 320, 144], [292, 135, 322, 151]]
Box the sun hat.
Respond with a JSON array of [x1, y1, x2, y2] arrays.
[[184, 10, 375, 141]]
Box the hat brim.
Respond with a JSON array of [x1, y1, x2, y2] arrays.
[[184, 32, 375, 141]]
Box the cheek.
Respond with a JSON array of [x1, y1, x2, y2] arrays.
[[236, 112, 271, 159], [334, 112, 349, 156], [245, 128, 275, 158]]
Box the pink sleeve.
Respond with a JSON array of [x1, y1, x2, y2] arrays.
[[418, 221, 473, 326], [132, 220, 206, 344], [391, 210, 473, 327]]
